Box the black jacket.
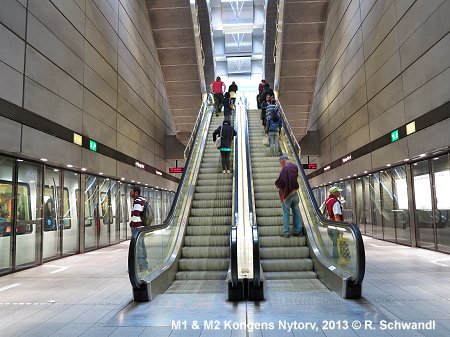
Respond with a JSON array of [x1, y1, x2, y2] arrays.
[[213, 124, 237, 148], [228, 84, 238, 92]]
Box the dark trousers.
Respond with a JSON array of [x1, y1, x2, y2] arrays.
[[214, 93, 224, 114], [220, 151, 231, 170]]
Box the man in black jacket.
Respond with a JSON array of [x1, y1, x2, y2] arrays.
[[213, 119, 237, 174]]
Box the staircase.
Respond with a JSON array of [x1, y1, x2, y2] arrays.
[[247, 109, 327, 292], [166, 114, 233, 293]]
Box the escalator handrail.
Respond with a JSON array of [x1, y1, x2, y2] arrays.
[[241, 97, 260, 286], [128, 94, 212, 287], [230, 97, 240, 288], [277, 100, 365, 285]]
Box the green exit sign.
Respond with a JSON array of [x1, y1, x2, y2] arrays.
[[391, 129, 399, 143], [89, 140, 97, 152]]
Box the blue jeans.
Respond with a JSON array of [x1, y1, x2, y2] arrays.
[[268, 131, 279, 157], [282, 192, 302, 235], [131, 227, 148, 270]]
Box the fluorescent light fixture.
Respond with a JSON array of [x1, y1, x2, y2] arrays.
[[347, 176, 351, 178], [17, 159, 23, 162], [53, 169, 59, 172], [386, 164, 391, 167], [131, 180, 135, 183], [433, 157, 439, 160], [121, 178, 125, 181], [419, 153, 426, 157], [137, 182, 141, 184], [404, 158, 410, 162], [363, 171, 368, 174], [81, 168, 87, 171], [40, 158, 48, 162], [353, 174, 357, 176], [99, 172, 103, 175], [223, 24, 253, 34], [66, 164, 73, 168]]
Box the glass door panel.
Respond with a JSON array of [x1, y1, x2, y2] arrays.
[[433, 155, 450, 252], [412, 161, 435, 249], [0, 157, 15, 273], [16, 162, 42, 267], [98, 178, 111, 247], [84, 175, 98, 250], [63, 171, 79, 255], [363, 177, 372, 236], [370, 173, 383, 239], [109, 180, 119, 244], [392, 166, 410, 245], [380, 170, 395, 242], [355, 179, 365, 234], [42, 168, 61, 260]]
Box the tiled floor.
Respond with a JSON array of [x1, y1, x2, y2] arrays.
[[1, 237, 450, 336]]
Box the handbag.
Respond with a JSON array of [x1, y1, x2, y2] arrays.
[[262, 134, 269, 147], [215, 125, 224, 148]]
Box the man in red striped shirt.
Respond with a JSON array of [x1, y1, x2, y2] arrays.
[[129, 186, 148, 270]]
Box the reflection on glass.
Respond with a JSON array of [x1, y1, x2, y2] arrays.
[[355, 179, 365, 234], [370, 173, 383, 239], [413, 161, 435, 249], [85, 175, 98, 250], [43, 168, 60, 260], [363, 177, 372, 236], [392, 166, 410, 245], [0, 157, 14, 272], [433, 155, 450, 252], [16, 162, 41, 267], [380, 170, 395, 242], [63, 171, 79, 255]]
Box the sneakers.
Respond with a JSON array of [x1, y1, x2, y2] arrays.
[[227, 170, 231, 173], [280, 233, 290, 238], [222, 170, 226, 174]]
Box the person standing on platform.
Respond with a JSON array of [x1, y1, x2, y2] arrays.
[[210, 76, 226, 116], [275, 154, 303, 238], [129, 186, 148, 270]]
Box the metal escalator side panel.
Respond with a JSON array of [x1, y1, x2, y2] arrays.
[[128, 96, 214, 299], [277, 101, 365, 298]]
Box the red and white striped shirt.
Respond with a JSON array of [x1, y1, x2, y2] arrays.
[[130, 196, 145, 228]]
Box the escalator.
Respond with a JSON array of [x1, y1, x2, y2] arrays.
[[247, 109, 328, 291], [166, 114, 233, 293]]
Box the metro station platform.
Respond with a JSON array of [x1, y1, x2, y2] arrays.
[[1, 237, 450, 337]]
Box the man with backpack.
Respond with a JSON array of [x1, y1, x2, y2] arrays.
[[129, 186, 148, 270], [265, 108, 282, 157]]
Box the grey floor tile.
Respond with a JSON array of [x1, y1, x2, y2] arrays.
[[139, 326, 172, 337], [49, 323, 93, 337]]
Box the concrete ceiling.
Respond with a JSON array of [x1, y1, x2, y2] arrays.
[[275, 0, 328, 141], [146, 0, 204, 144]]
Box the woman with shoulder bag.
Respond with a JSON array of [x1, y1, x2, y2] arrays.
[[212, 119, 237, 174]]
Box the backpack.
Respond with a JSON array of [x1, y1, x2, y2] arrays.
[[141, 200, 154, 226], [267, 118, 281, 132], [320, 198, 333, 220]]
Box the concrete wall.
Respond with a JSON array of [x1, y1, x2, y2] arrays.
[[0, 0, 178, 190], [307, 0, 450, 187]]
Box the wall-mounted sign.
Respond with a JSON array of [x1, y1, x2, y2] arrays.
[[391, 129, 399, 142], [302, 164, 317, 169], [89, 140, 97, 152], [406, 121, 416, 135], [342, 155, 352, 163], [73, 133, 82, 146], [169, 167, 184, 173], [135, 161, 145, 169]]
